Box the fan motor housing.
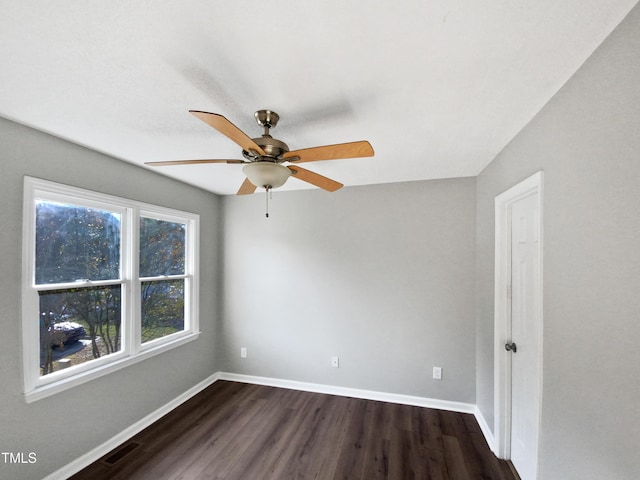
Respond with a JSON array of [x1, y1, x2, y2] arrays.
[[245, 109, 289, 160], [245, 135, 290, 160]]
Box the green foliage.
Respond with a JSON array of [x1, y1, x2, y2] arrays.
[[141, 279, 184, 343]]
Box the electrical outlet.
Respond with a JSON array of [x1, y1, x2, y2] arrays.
[[433, 366, 442, 380], [241, 347, 247, 358], [331, 356, 339, 368]]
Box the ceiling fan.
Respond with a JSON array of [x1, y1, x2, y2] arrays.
[[145, 109, 374, 195]]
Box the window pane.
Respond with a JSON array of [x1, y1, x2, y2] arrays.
[[35, 200, 121, 284], [141, 279, 184, 343], [39, 285, 122, 376], [139, 217, 185, 277]]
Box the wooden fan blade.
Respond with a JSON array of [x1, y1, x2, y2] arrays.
[[287, 165, 343, 192], [283, 140, 373, 163], [189, 110, 266, 156], [145, 159, 246, 167], [237, 177, 257, 195]]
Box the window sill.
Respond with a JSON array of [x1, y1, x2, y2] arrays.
[[24, 331, 200, 403]]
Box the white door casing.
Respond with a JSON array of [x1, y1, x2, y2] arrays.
[[494, 171, 543, 480]]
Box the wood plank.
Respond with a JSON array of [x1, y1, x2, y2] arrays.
[[311, 395, 357, 479], [70, 381, 517, 480], [443, 434, 472, 479]]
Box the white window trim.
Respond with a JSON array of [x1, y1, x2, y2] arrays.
[[22, 176, 200, 403]]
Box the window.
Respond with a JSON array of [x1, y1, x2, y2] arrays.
[[22, 177, 199, 402], [139, 216, 187, 344]]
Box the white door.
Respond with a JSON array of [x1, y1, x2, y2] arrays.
[[508, 192, 541, 480]]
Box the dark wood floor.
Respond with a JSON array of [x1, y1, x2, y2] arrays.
[[70, 381, 516, 480]]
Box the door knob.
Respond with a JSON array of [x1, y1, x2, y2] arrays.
[[505, 342, 517, 353]]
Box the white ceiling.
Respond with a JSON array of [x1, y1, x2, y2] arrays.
[[1, 1, 637, 195]]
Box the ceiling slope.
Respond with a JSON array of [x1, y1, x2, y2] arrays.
[[1, 1, 637, 194]]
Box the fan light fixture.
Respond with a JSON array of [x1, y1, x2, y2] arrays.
[[242, 162, 291, 189]]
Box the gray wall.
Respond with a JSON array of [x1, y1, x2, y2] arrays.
[[0, 117, 222, 479], [222, 178, 476, 402], [475, 3, 640, 479], [4, 3, 640, 477]]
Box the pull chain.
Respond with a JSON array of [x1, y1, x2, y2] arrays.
[[265, 186, 272, 218]]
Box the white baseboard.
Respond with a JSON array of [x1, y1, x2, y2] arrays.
[[48, 371, 497, 479], [473, 405, 496, 453], [44, 372, 220, 480], [217, 372, 476, 413]]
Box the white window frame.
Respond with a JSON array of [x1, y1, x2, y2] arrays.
[[22, 177, 200, 403]]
